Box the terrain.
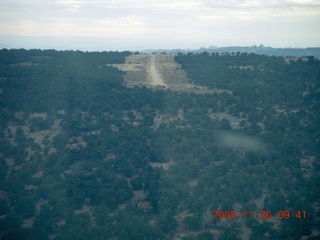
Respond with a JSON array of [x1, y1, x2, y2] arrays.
[[142, 45, 320, 59], [0, 49, 319, 240], [109, 53, 218, 94]]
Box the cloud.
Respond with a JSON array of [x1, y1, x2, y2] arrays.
[[196, 0, 320, 19], [0, 0, 319, 49], [217, 132, 266, 152]]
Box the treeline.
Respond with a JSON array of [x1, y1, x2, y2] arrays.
[[0, 48, 130, 65], [0, 49, 131, 115], [175, 52, 320, 108]]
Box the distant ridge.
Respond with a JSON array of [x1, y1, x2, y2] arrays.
[[141, 45, 320, 58]]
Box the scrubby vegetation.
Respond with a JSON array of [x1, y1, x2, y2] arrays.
[[0, 49, 319, 239]]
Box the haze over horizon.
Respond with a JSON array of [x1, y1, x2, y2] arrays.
[[0, 0, 319, 51]]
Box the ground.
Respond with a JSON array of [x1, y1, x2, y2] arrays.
[[108, 54, 227, 94]]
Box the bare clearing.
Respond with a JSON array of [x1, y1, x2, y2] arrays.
[[150, 160, 174, 171], [132, 190, 153, 210], [109, 54, 227, 94], [210, 112, 246, 129]]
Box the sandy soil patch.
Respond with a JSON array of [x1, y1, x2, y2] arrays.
[[22, 200, 47, 228], [153, 109, 184, 129], [210, 112, 246, 129], [284, 57, 309, 64], [300, 156, 316, 178], [0, 191, 8, 200], [22, 216, 36, 228], [5, 158, 14, 167], [188, 179, 198, 187], [150, 160, 174, 171], [8, 116, 61, 150], [74, 204, 93, 215], [132, 190, 152, 210], [33, 171, 43, 178]]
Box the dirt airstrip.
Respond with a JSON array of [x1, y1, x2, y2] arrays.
[[108, 54, 225, 94]]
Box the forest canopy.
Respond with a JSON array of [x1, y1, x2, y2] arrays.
[[0, 49, 319, 240]]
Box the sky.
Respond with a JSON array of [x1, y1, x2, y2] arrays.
[[0, 0, 319, 51]]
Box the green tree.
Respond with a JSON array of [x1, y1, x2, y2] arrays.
[[196, 231, 215, 240], [218, 118, 231, 130], [158, 210, 178, 232], [0, 157, 8, 180], [0, 199, 9, 215], [13, 196, 36, 219], [218, 229, 241, 240], [183, 215, 202, 231]]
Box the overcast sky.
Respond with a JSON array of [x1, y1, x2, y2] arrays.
[[0, 0, 319, 51]]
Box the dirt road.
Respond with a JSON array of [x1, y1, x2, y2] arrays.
[[147, 54, 167, 87]]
